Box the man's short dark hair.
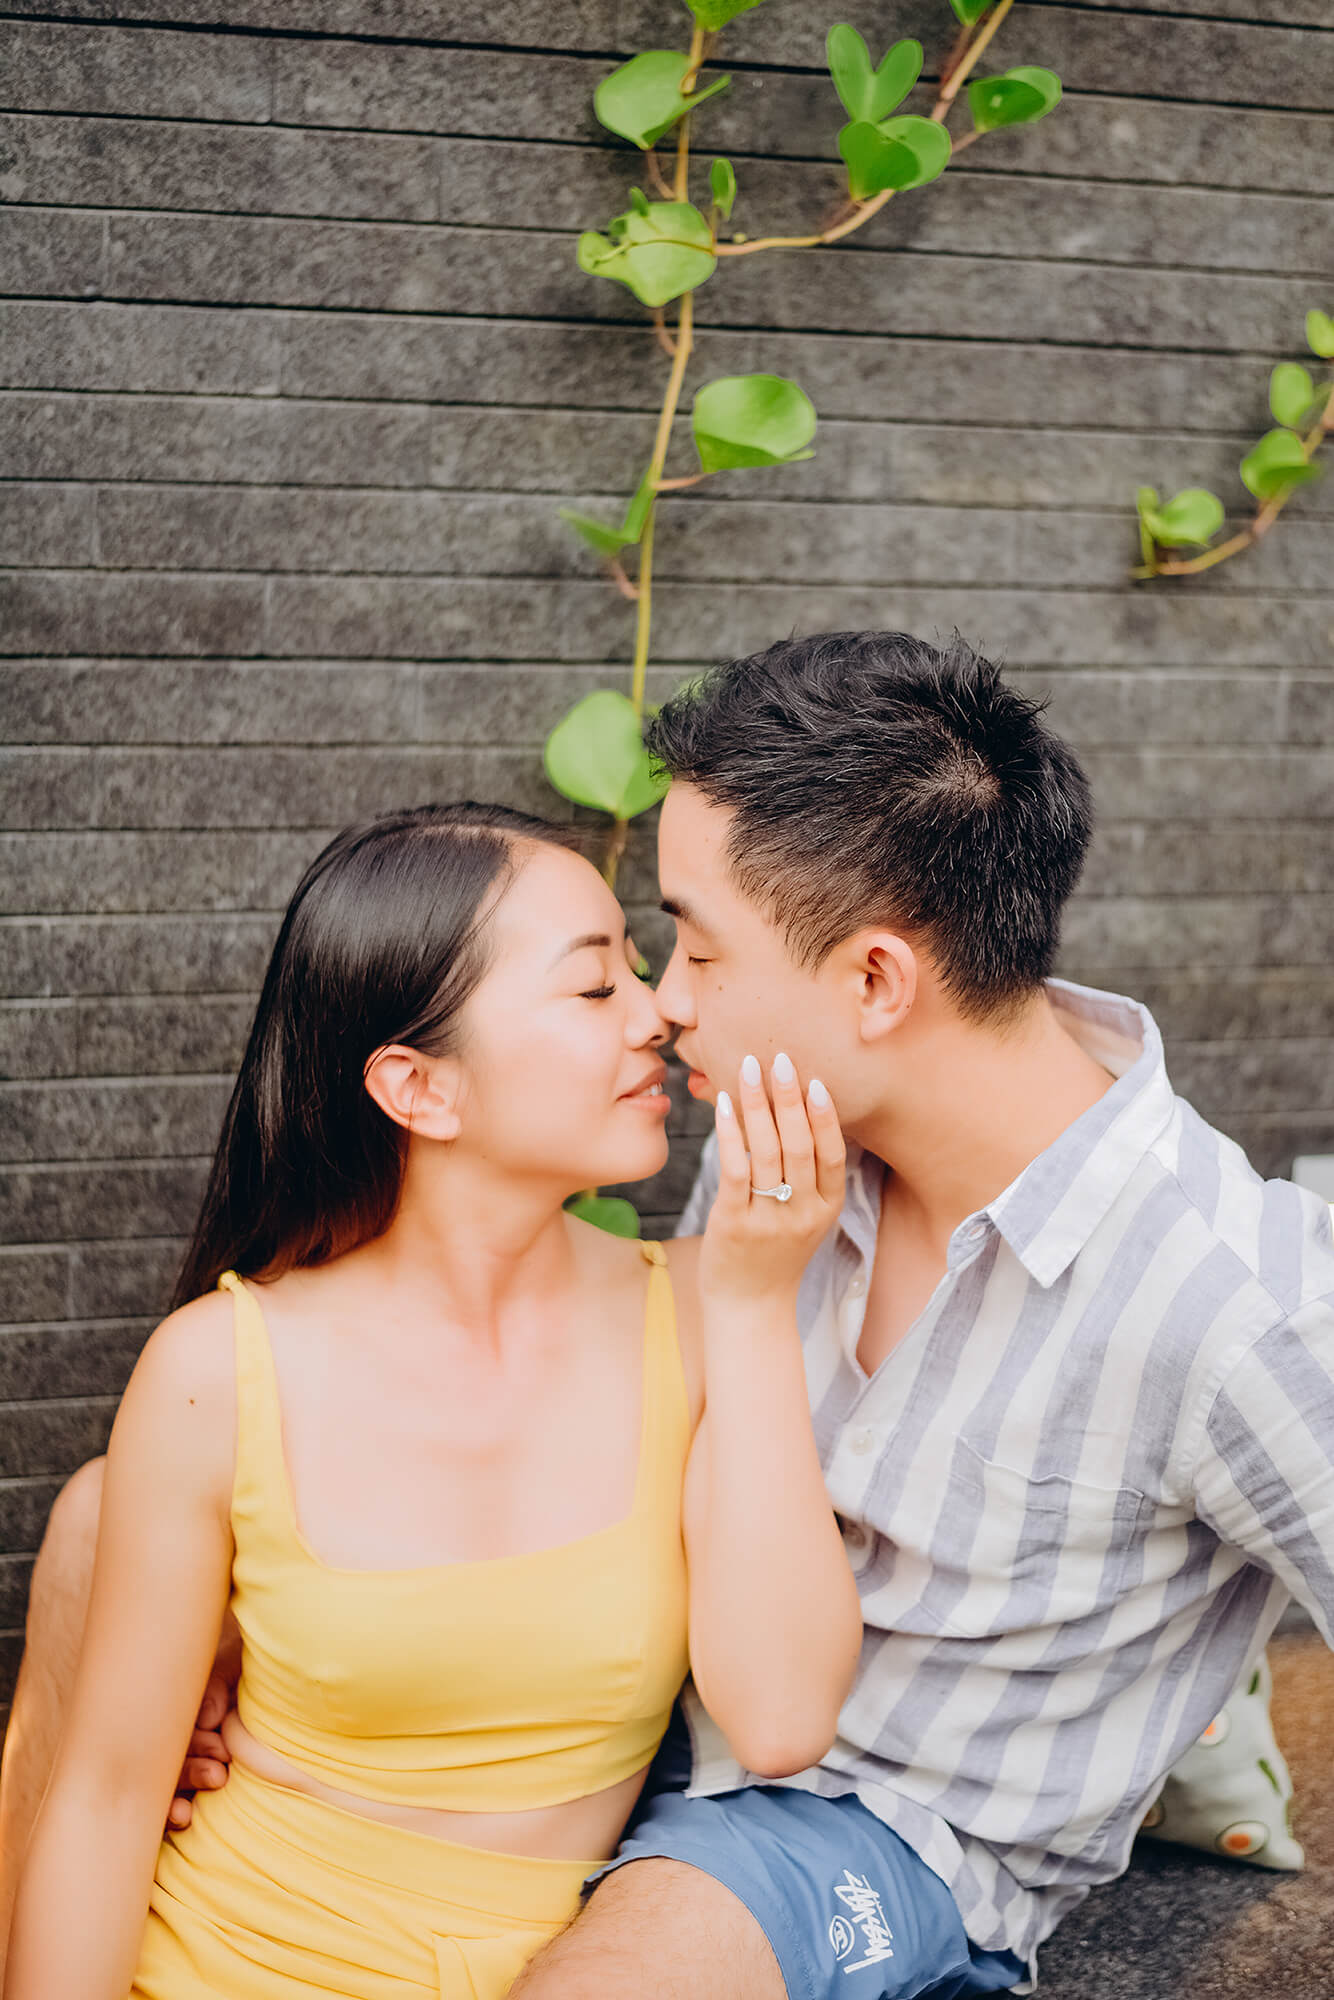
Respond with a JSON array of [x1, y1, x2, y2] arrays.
[[647, 630, 1093, 1023]]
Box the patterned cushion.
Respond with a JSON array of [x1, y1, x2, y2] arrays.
[[1137, 1652, 1303, 1870]]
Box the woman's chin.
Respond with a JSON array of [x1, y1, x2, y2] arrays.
[[590, 1129, 672, 1193]]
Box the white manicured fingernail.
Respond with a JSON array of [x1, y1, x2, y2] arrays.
[[809, 1077, 830, 1107], [773, 1052, 795, 1086], [717, 1091, 734, 1119], [741, 1054, 762, 1088]]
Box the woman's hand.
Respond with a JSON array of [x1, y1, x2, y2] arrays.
[[698, 1052, 845, 1304]]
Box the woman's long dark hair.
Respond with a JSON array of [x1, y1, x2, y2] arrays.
[[172, 802, 581, 1309]]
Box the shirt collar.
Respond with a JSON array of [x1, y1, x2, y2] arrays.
[[838, 979, 1177, 1291]]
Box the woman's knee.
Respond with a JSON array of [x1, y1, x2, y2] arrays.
[[28, 1457, 106, 1632]]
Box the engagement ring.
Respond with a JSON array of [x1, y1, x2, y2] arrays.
[[751, 1182, 793, 1201]]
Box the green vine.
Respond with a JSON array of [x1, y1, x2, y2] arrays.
[[543, 0, 1064, 896], [1132, 309, 1334, 581]]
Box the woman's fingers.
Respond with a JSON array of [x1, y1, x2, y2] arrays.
[[738, 1053, 783, 1193], [808, 1076, 847, 1206], [167, 1795, 193, 1831], [713, 1088, 753, 1216], [769, 1053, 815, 1196]]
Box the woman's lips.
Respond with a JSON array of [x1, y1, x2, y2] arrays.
[[685, 1069, 714, 1101]]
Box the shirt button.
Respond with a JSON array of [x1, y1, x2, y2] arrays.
[[847, 1275, 867, 1299], [964, 1220, 987, 1241], [850, 1427, 876, 1457]]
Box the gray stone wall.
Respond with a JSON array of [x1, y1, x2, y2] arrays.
[[2, 1, 1332, 1729]]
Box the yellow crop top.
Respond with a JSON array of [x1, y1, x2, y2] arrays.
[[218, 1242, 692, 1812]]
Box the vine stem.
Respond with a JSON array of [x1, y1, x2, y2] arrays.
[[716, 0, 1015, 259], [603, 35, 704, 891], [1133, 386, 1333, 578]]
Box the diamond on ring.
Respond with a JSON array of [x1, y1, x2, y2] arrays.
[[751, 1181, 793, 1201]]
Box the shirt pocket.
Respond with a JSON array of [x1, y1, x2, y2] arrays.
[[938, 1440, 1148, 1638]]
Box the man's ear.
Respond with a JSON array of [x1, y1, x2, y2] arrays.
[[363, 1044, 463, 1142], [856, 931, 918, 1044]]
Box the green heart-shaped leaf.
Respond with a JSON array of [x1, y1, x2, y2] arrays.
[[558, 468, 655, 558], [565, 1194, 642, 1238], [1141, 487, 1224, 548], [545, 690, 670, 820], [1270, 363, 1317, 429], [968, 66, 1062, 133], [1240, 428, 1321, 501], [1306, 309, 1334, 360], [826, 27, 922, 123], [686, 0, 765, 27], [710, 155, 737, 221], [838, 115, 951, 200], [594, 50, 731, 150], [948, 0, 991, 22], [692, 373, 817, 472], [577, 199, 716, 309]]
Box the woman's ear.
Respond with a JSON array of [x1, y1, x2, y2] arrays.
[[363, 1044, 463, 1142], [857, 931, 918, 1044]]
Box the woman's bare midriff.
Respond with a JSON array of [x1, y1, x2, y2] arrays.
[[220, 1710, 650, 1863]]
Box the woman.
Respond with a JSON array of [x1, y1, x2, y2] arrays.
[[6, 802, 862, 2000]]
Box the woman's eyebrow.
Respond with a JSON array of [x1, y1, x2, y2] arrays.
[[547, 932, 614, 969]]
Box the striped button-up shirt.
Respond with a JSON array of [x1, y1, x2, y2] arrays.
[[673, 979, 1334, 1983]]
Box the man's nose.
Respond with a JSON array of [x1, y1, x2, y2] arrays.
[[655, 948, 696, 1030]]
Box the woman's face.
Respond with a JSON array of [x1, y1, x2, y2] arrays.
[[451, 841, 672, 1196]]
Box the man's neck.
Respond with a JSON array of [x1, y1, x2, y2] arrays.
[[850, 989, 1121, 1258]]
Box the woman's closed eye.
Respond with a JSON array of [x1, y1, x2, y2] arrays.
[[581, 984, 617, 1001]]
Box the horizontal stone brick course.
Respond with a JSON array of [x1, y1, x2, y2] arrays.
[[4, 746, 570, 832], [0, 1322, 150, 1401], [62, 208, 1321, 353], [0, 483, 94, 567], [0, 112, 439, 223], [0, 1248, 69, 1326], [0, 831, 333, 915], [0, 389, 433, 485], [69, 1239, 183, 1320], [0, 19, 272, 123], [3, 914, 279, 999], [260, 577, 1334, 671], [0, 1478, 63, 1559], [76, 998, 255, 1077], [0, 300, 283, 394], [0, 1076, 233, 1166], [430, 409, 1334, 518], [0, 1001, 77, 1080], [3, 1396, 118, 1479], [0, 570, 265, 657], [0, 1160, 208, 1246], [1, 662, 420, 745], [83, 486, 1334, 594]]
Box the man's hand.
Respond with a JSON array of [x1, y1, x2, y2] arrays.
[[167, 1612, 240, 1832]]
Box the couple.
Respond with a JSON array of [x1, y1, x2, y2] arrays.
[[6, 629, 1334, 2000]]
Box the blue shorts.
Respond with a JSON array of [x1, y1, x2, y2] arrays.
[[581, 1717, 1026, 2000]]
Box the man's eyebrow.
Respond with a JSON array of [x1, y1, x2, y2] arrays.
[[548, 932, 614, 969], [660, 897, 713, 935]]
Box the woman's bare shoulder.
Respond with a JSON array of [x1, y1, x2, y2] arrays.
[[113, 1289, 238, 1489]]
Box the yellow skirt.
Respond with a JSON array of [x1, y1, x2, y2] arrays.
[[131, 1761, 600, 1998]]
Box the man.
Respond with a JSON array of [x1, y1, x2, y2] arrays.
[[5, 630, 1333, 1998]]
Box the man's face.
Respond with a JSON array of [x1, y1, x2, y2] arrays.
[[654, 782, 853, 1109]]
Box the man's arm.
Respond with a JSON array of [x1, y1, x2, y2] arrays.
[[1191, 1295, 1334, 1644]]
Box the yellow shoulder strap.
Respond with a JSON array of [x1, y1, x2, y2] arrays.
[[218, 1270, 288, 1531]]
